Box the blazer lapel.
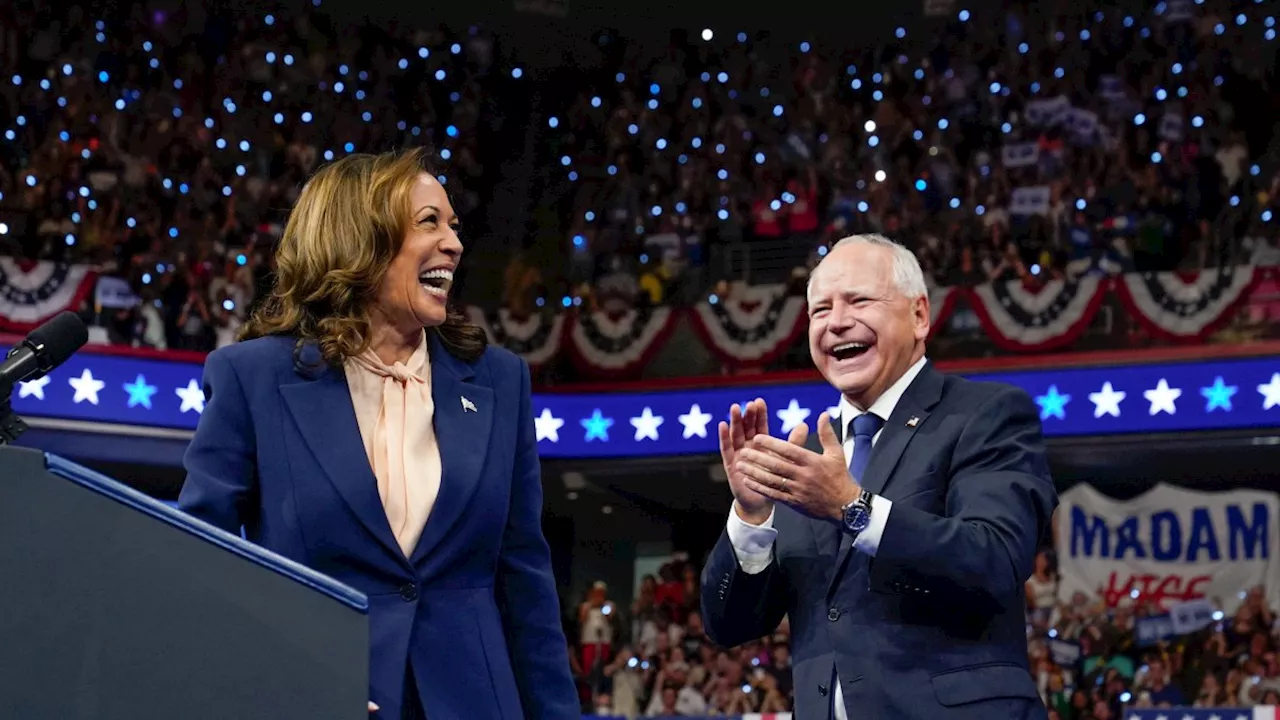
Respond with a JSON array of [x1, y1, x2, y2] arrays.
[[827, 362, 945, 596], [409, 333, 494, 566], [280, 365, 405, 563]]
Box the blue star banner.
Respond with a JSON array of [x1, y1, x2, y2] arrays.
[[4, 344, 1280, 459], [1123, 708, 1276, 720]]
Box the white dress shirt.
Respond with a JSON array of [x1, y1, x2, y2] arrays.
[[725, 356, 928, 720]]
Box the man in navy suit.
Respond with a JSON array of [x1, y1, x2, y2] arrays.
[[703, 234, 1057, 719]]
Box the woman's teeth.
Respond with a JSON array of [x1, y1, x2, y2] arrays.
[[419, 268, 453, 297]]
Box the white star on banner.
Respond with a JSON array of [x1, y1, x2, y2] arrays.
[[68, 369, 105, 405], [1143, 379, 1182, 416], [827, 405, 840, 421], [1258, 373, 1280, 410], [777, 399, 811, 434], [18, 375, 50, 400], [1088, 382, 1126, 418], [534, 408, 564, 442], [175, 379, 205, 414], [677, 404, 713, 439], [630, 407, 664, 441]]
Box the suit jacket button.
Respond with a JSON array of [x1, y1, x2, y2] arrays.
[[399, 583, 418, 602], [827, 607, 840, 622], [819, 684, 828, 696]]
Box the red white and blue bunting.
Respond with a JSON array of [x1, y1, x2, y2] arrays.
[[688, 284, 807, 367], [566, 306, 678, 377], [0, 259, 96, 332], [464, 306, 565, 367], [4, 265, 1271, 374], [966, 275, 1108, 351], [1115, 264, 1259, 341]]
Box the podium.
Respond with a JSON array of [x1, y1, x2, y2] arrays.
[[0, 446, 370, 720]]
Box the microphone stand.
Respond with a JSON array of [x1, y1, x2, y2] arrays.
[[0, 390, 28, 446]]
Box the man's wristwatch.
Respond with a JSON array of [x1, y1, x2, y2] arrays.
[[840, 490, 876, 538]]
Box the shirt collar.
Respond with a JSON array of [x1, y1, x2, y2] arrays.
[[837, 356, 928, 438]]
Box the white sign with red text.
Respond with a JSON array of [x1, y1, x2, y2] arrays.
[[1056, 483, 1280, 615]]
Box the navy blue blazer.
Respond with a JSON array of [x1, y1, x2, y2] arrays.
[[701, 362, 1058, 720], [178, 333, 578, 720]]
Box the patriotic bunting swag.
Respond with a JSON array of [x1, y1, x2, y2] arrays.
[[3, 266, 1271, 373], [1115, 264, 1260, 341], [0, 259, 96, 332], [688, 283, 806, 367], [464, 306, 565, 367], [967, 275, 1108, 351], [567, 306, 677, 377]]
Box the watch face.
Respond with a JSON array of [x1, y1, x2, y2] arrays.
[[844, 504, 870, 533]]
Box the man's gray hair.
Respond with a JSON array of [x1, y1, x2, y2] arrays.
[[809, 234, 929, 301]]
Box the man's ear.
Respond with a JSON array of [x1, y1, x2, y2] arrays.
[[912, 293, 931, 342]]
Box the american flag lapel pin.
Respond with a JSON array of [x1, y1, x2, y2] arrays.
[[461, 396, 477, 413], [906, 416, 920, 428]]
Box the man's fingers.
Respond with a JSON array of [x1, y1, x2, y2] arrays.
[[817, 412, 842, 454], [729, 404, 746, 448], [743, 477, 790, 504], [736, 455, 791, 490], [752, 397, 771, 438], [788, 421, 809, 447], [749, 433, 814, 463], [738, 448, 792, 479], [368, 702, 380, 713]]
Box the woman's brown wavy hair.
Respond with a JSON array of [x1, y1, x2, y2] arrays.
[[239, 147, 487, 365]]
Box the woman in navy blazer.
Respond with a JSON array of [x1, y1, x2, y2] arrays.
[[178, 148, 578, 719]]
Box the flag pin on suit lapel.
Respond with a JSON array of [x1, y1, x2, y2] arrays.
[[461, 396, 477, 413], [906, 416, 920, 427]]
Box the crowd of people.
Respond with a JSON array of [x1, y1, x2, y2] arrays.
[[568, 556, 793, 717], [530, 0, 1280, 313], [1025, 549, 1276, 720], [561, 546, 1279, 718], [0, 2, 505, 351], [2, 2, 1279, 352]]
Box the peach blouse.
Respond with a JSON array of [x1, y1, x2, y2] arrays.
[[345, 333, 442, 558]]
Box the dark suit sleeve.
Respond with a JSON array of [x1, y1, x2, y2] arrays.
[[495, 357, 578, 720], [870, 386, 1057, 609], [177, 349, 257, 535], [699, 530, 790, 649]]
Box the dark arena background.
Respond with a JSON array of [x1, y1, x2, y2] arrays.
[[2, 0, 1280, 717]]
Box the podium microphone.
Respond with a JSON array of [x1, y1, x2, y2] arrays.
[[1, 311, 88, 444]]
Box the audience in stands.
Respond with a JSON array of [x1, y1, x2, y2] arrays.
[[1023, 548, 1280, 720], [529, 0, 1280, 314], [3, 1, 1279, 354], [567, 547, 1279, 718], [570, 555, 795, 716]]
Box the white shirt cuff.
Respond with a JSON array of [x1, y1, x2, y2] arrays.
[[725, 503, 777, 575], [851, 496, 892, 557]]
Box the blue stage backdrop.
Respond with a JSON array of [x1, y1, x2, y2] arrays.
[[4, 344, 1280, 459]]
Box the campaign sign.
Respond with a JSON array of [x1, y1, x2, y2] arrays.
[[1058, 484, 1280, 615], [1047, 638, 1081, 666], [1133, 614, 1177, 647]]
